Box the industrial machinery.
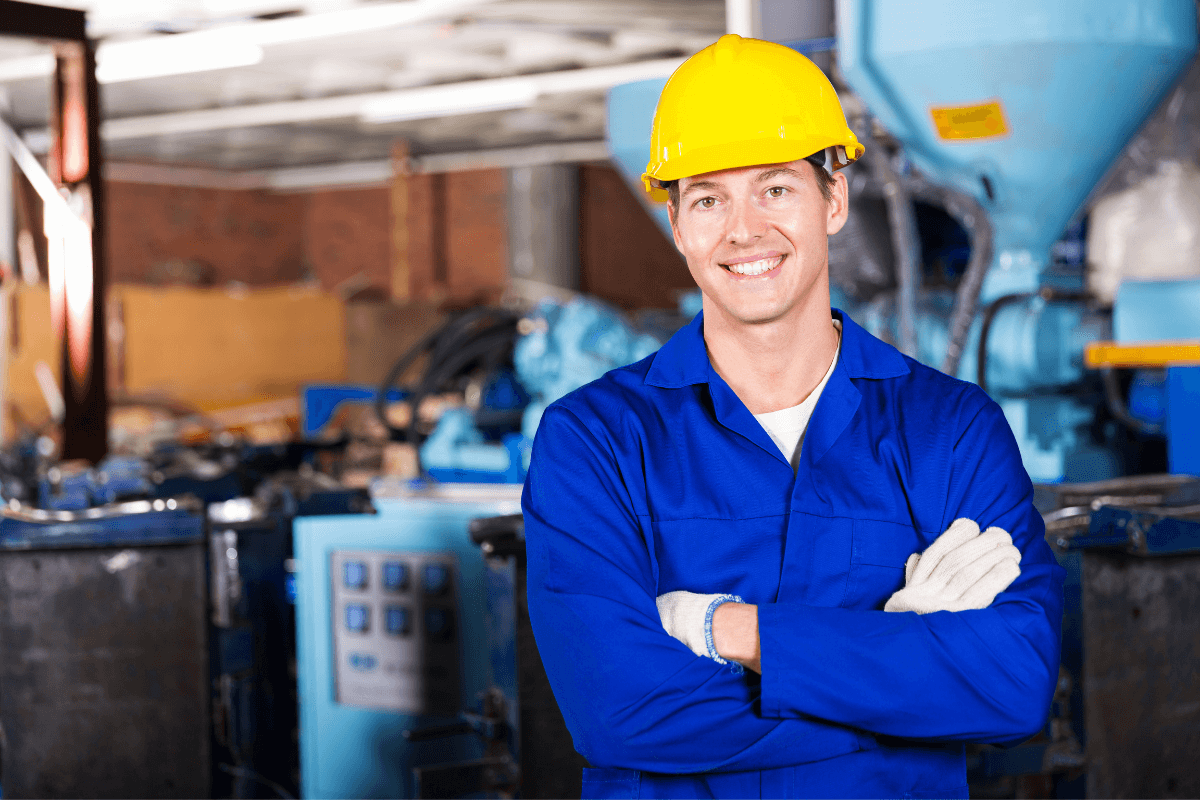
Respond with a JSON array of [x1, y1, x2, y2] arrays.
[[0, 500, 211, 799], [292, 480, 522, 799], [357, 296, 663, 484], [1024, 476, 1200, 798], [0, 429, 375, 799], [469, 512, 590, 799], [209, 475, 375, 800]]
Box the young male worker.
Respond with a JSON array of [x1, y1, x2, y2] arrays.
[[522, 35, 1064, 799]]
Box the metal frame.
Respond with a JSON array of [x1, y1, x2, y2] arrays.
[[2, 0, 107, 462]]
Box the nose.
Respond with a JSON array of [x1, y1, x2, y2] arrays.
[[725, 195, 768, 245]]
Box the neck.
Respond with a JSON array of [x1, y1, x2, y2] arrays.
[[703, 298, 839, 415]]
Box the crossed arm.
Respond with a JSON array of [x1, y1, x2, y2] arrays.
[[523, 402, 1065, 772], [677, 517, 1026, 673]]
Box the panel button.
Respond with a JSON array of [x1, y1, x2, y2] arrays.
[[385, 605, 411, 635], [423, 564, 450, 596], [345, 604, 370, 632], [382, 561, 409, 591], [349, 652, 377, 671], [343, 561, 368, 590], [424, 607, 454, 641]]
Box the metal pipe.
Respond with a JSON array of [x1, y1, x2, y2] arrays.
[[904, 174, 994, 377], [862, 130, 920, 357]]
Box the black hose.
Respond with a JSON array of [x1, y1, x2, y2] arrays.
[[1101, 367, 1164, 436], [976, 288, 1092, 395], [373, 307, 520, 439], [402, 324, 519, 448], [902, 175, 994, 377], [217, 763, 295, 800], [860, 127, 920, 357], [976, 292, 1036, 395]]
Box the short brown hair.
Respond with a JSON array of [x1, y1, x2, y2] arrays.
[[664, 159, 835, 223]]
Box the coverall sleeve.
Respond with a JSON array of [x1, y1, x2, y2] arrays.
[[757, 399, 1065, 745], [524, 405, 873, 773]]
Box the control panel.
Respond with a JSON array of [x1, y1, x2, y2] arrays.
[[330, 550, 460, 715]]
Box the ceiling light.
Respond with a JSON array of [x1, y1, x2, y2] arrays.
[[239, 0, 498, 46], [0, 0, 495, 86], [95, 37, 264, 83], [0, 54, 55, 84], [88, 57, 687, 141], [359, 77, 539, 123]]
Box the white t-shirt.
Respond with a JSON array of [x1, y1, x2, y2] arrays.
[[752, 320, 842, 471]]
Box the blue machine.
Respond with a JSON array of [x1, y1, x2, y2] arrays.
[[293, 481, 522, 799], [833, 0, 1195, 483], [604, 0, 1198, 484], [1111, 279, 1200, 476], [417, 297, 662, 482]]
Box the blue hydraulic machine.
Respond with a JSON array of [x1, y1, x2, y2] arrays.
[[293, 481, 522, 799]]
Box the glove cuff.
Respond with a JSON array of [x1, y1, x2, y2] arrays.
[[704, 594, 745, 673]]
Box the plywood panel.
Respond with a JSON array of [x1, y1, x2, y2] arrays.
[[5, 284, 58, 431], [117, 285, 346, 408]]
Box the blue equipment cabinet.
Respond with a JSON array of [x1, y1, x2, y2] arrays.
[[293, 481, 522, 799]]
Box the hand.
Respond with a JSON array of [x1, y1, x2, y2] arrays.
[[884, 518, 1021, 614], [656, 590, 742, 663]]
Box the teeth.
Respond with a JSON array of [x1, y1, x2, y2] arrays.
[[727, 256, 781, 275]]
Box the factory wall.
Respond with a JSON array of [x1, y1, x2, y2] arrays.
[[303, 187, 393, 297], [579, 164, 694, 310], [406, 169, 509, 307], [3, 161, 688, 437], [105, 182, 310, 286], [103, 168, 512, 305]]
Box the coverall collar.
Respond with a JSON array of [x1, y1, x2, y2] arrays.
[[645, 307, 911, 469], [644, 307, 910, 390]]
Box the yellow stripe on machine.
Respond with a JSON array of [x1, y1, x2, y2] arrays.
[[1084, 340, 1200, 368]]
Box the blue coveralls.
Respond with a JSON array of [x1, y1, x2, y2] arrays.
[[522, 309, 1065, 799]]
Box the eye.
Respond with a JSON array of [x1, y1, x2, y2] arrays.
[[766, 186, 787, 198], [695, 196, 717, 209]]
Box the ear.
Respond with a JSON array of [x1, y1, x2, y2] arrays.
[[826, 171, 849, 236]]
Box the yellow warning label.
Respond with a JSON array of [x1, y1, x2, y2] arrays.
[[930, 100, 1009, 141]]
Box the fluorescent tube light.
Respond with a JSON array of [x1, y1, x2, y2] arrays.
[[238, 0, 498, 46], [89, 57, 686, 140], [95, 37, 264, 83], [0, 1, 495, 86], [0, 54, 55, 84], [359, 58, 685, 125], [359, 77, 539, 123]]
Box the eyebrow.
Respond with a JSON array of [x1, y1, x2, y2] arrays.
[[754, 167, 804, 183], [680, 179, 722, 200]]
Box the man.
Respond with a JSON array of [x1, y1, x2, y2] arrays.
[[522, 34, 1064, 799]]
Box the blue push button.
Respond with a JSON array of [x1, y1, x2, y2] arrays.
[[349, 652, 377, 671], [343, 561, 368, 590], [423, 564, 450, 595], [424, 607, 454, 641], [382, 561, 409, 591], [345, 604, 369, 632], [385, 605, 411, 635]]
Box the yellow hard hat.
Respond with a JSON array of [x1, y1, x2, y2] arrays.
[[642, 34, 864, 202]]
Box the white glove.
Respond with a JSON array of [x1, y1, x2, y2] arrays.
[[884, 518, 1022, 614], [656, 590, 743, 663]]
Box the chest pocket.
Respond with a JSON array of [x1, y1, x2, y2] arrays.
[[843, 519, 924, 610], [652, 516, 789, 605]]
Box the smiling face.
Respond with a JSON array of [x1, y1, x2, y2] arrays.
[[669, 160, 848, 331]]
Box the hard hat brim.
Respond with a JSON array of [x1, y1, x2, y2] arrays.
[[641, 138, 864, 203]]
